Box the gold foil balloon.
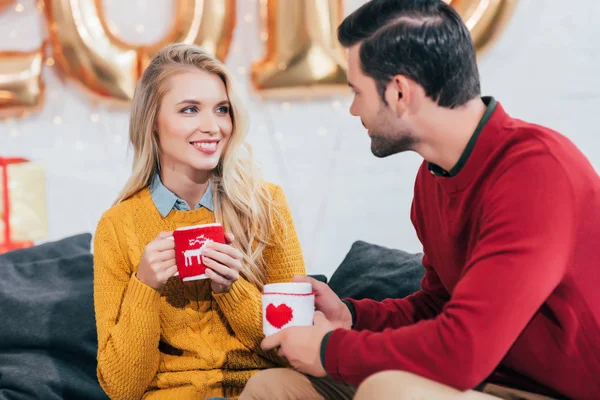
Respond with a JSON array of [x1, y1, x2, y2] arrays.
[[0, 0, 516, 107], [44, 0, 139, 103], [137, 0, 236, 72], [447, 0, 518, 56], [0, 0, 14, 12], [0, 46, 46, 118], [44, 0, 235, 102], [251, 0, 349, 98]]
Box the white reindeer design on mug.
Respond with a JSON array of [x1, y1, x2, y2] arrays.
[[183, 235, 213, 267]]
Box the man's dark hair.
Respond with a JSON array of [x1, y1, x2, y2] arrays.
[[338, 0, 480, 108]]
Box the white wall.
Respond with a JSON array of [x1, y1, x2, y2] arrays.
[[1, 0, 599, 277]]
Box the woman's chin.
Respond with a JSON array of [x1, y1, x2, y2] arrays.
[[189, 159, 219, 173]]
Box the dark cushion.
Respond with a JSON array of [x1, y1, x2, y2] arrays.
[[0, 233, 92, 264], [0, 234, 108, 400], [328, 241, 425, 301], [309, 274, 328, 284]]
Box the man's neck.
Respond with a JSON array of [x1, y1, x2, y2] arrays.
[[414, 98, 487, 172], [160, 165, 211, 208]]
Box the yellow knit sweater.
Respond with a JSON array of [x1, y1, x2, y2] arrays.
[[93, 183, 305, 400]]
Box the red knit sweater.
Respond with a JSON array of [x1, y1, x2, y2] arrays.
[[324, 101, 600, 399]]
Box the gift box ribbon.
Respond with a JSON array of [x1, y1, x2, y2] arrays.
[[0, 157, 31, 251]]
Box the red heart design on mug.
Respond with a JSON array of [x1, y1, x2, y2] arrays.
[[266, 303, 294, 329]]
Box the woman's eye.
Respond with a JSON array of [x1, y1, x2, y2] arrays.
[[216, 106, 230, 114], [181, 106, 198, 114]]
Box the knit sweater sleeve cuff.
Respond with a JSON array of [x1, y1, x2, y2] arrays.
[[122, 274, 161, 312], [320, 331, 333, 370], [212, 277, 260, 310], [341, 299, 356, 328]]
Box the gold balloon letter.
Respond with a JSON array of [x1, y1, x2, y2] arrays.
[[0, 0, 14, 12], [137, 0, 236, 72], [44, 0, 139, 103], [0, 1, 45, 119], [44, 0, 235, 103], [252, 0, 348, 98], [447, 0, 517, 55]]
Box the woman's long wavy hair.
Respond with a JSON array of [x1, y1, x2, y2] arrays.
[[114, 43, 275, 289]]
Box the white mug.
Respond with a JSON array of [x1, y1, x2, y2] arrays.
[[262, 282, 315, 336]]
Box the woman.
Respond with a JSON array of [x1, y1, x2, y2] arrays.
[[93, 43, 305, 399]]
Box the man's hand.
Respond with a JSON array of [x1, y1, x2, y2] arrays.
[[261, 312, 334, 377], [293, 275, 353, 330]]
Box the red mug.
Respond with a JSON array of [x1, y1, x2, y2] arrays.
[[170, 223, 225, 281]]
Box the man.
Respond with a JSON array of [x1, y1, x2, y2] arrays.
[[240, 0, 600, 399]]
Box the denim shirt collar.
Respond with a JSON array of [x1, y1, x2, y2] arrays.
[[150, 174, 214, 217]]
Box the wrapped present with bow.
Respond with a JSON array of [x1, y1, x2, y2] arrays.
[[0, 157, 48, 253]]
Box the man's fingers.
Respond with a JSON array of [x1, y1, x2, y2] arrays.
[[261, 332, 283, 351], [293, 275, 323, 290], [313, 310, 327, 324], [293, 275, 311, 283]]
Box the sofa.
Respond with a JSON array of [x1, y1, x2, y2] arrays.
[[0, 234, 424, 399]]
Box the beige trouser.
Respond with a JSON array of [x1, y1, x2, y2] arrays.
[[239, 369, 558, 400], [239, 368, 356, 400]]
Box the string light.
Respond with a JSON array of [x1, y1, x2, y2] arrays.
[[260, 32, 268, 42], [236, 66, 247, 76], [90, 113, 100, 123], [257, 124, 268, 133], [244, 14, 253, 23], [281, 102, 291, 110], [53, 116, 63, 125], [135, 24, 145, 33], [10, 128, 20, 137], [46, 57, 55, 67], [15, 3, 24, 12], [332, 100, 341, 109]]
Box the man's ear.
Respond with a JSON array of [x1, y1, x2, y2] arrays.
[[385, 75, 411, 117]]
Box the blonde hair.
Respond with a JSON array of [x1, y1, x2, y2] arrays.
[[114, 43, 275, 289]]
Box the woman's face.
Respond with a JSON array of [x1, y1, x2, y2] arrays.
[[156, 69, 233, 176]]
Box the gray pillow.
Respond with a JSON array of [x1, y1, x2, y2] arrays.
[[328, 241, 424, 301], [0, 233, 92, 264], [0, 234, 108, 400]]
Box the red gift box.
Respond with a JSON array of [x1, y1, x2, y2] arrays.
[[0, 157, 48, 254]]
